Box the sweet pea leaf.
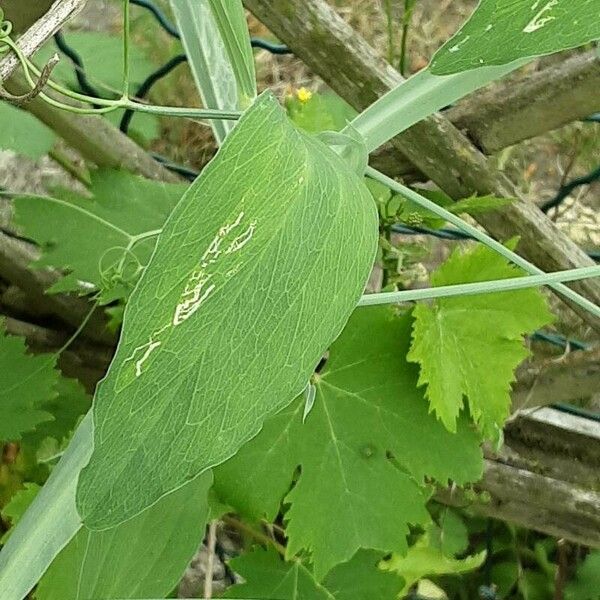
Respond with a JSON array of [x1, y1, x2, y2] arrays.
[[13, 170, 187, 301], [76, 91, 378, 530], [214, 307, 483, 578], [0, 326, 57, 441], [0, 102, 55, 158], [408, 244, 554, 436], [36, 472, 211, 600], [227, 548, 403, 600], [431, 0, 600, 75]]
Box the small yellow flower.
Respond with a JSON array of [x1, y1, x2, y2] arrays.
[[296, 87, 313, 104]]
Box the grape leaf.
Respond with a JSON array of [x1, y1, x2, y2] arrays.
[[13, 170, 188, 301], [0, 483, 40, 544], [408, 244, 554, 436], [227, 548, 403, 600], [214, 307, 483, 578], [0, 326, 57, 441], [36, 472, 211, 600], [76, 91, 378, 531], [382, 531, 486, 596], [430, 0, 600, 75], [23, 377, 91, 448], [0, 102, 55, 158]]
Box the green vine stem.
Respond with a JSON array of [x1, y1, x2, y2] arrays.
[[359, 265, 600, 306], [366, 166, 600, 318]]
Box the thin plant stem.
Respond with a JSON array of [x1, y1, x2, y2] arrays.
[[383, 0, 395, 64], [122, 0, 131, 98], [366, 166, 600, 318], [4, 37, 241, 120], [358, 265, 600, 306], [399, 0, 416, 76]]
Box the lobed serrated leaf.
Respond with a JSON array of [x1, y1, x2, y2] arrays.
[[215, 307, 483, 578], [227, 548, 403, 600], [0, 326, 57, 441], [408, 244, 554, 436], [430, 0, 600, 75], [0, 483, 40, 544], [76, 91, 378, 531], [382, 531, 486, 596]]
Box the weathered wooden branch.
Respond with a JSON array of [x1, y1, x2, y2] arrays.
[[6, 77, 182, 182], [0, 231, 115, 345], [439, 407, 600, 548], [513, 348, 600, 409], [0, 0, 86, 81], [372, 50, 600, 178], [244, 0, 600, 332]]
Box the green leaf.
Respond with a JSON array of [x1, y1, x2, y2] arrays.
[[0, 102, 55, 158], [382, 532, 486, 596], [431, 0, 600, 75], [214, 307, 483, 578], [36, 472, 211, 600], [170, 0, 238, 144], [449, 194, 514, 216], [400, 191, 513, 229], [0, 414, 91, 600], [408, 244, 554, 436], [227, 549, 333, 600], [0, 484, 40, 544], [22, 377, 91, 448], [206, 0, 257, 107], [227, 548, 404, 600], [0, 326, 57, 441], [35, 32, 155, 95], [566, 551, 600, 600], [13, 170, 188, 301], [76, 91, 378, 531]]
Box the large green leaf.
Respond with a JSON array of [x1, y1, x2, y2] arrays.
[[14, 170, 187, 301], [0, 102, 55, 158], [214, 307, 483, 578], [36, 472, 211, 600], [76, 91, 378, 531], [431, 0, 600, 75], [408, 244, 554, 436], [170, 0, 238, 144], [227, 548, 404, 600], [0, 325, 57, 441]]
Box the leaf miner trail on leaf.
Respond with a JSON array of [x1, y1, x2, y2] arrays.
[[76, 91, 378, 530]]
